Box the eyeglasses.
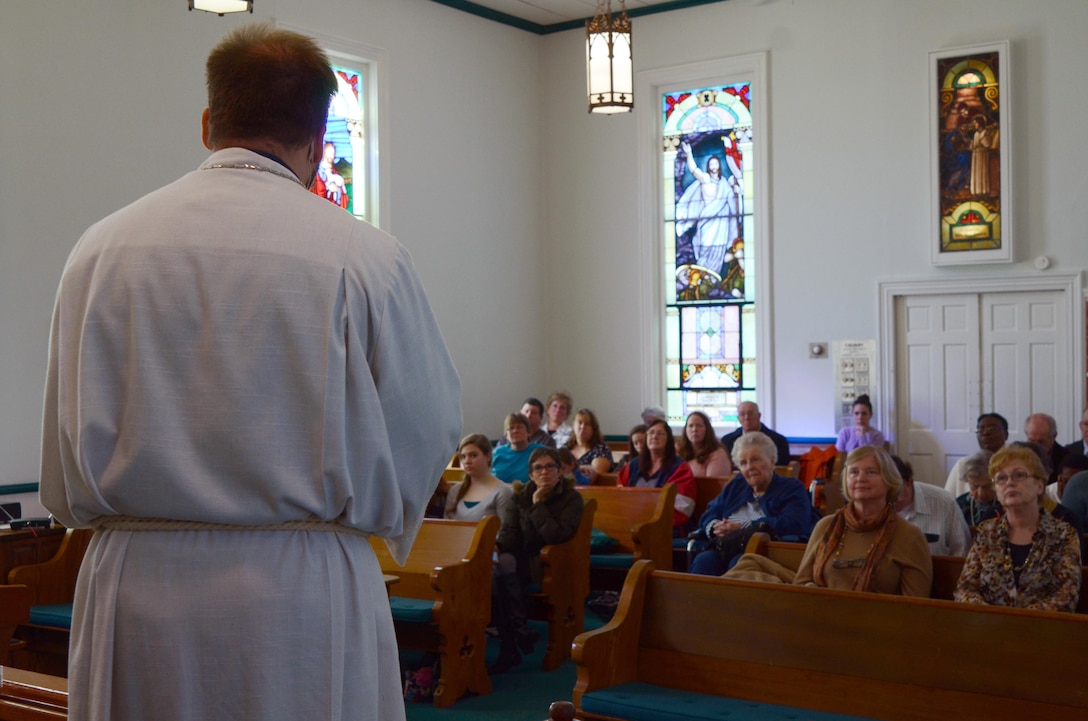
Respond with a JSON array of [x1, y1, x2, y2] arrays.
[[531, 463, 559, 473], [976, 424, 1003, 435], [993, 471, 1037, 486], [967, 482, 995, 490]]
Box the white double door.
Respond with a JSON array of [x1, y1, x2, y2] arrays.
[[894, 290, 1071, 487]]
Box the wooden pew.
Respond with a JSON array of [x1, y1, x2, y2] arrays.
[[0, 667, 67, 721], [673, 475, 732, 571], [0, 586, 31, 669], [368, 516, 499, 708], [7, 530, 93, 677], [573, 560, 1088, 721], [575, 486, 676, 573], [742, 532, 1088, 612], [530, 498, 597, 671]]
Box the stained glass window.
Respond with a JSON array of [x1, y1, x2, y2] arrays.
[[311, 64, 368, 220], [662, 84, 755, 429]]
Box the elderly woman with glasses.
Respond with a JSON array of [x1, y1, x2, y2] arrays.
[[954, 445, 1082, 612], [490, 447, 584, 674], [954, 451, 1000, 529]]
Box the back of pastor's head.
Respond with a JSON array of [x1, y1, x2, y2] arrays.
[[205, 22, 336, 150]]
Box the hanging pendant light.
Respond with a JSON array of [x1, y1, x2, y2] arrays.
[[189, 0, 253, 16], [586, 0, 633, 114]]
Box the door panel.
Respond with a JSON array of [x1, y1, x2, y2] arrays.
[[895, 290, 1069, 489]]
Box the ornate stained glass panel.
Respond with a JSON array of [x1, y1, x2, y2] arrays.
[[662, 83, 755, 428], [311, 65, 368, 220]]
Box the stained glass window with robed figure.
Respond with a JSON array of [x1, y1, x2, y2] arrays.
[[662, 83, 755, 428], [311, 64, 368, 220]]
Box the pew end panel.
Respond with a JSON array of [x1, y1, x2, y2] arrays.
[[0, 586, 31, 669], [572, 560, 654, 705], [368, 516, 499, 708], [533, 498, 597, 671]]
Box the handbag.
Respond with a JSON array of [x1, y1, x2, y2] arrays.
[[713, 521, 773, 565]]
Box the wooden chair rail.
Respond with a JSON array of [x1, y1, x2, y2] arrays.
[[573, 560, 1088, 721]]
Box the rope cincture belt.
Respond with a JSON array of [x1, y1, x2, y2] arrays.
[[93, 516, 371, 538]]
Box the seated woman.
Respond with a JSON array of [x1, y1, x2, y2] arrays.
[[677, 411, 733, 477], [954, 445, 1081, 612], [955, 451, 1000, 529], [614, 423, 647, 472], [545, 391, 574, 447], [617, 419, 696, 536], [557, 447, 590, 486], [835, 394, 885, 452], [491, 413, 547, 483], [727, 446, 932, 596], [444, 434, 514, 521], [565, 408, 614, 482], [490, 448, 584, 673], [689, 431, 815, 576]]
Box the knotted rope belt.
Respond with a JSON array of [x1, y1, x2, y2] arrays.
[[92, 516, 370, 538]]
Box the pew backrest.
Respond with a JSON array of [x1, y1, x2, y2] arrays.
[[574, 560, 1088, 720], [368, 516, 498, 600], [743, 532, 1088, 613], [691, 475, 731, 524], [575, 485, 676, 571]]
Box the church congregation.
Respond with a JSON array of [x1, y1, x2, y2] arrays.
[[6, 2, 1088, 720]]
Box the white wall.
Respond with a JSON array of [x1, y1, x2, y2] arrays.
[[540, 0, 1088, 439], [0, 0, 543, 486]]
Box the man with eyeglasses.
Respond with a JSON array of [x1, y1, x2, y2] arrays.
[[945, 413, 1008, 498]]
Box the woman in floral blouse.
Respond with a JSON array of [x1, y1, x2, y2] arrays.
[[954, 445, 1081, 612]]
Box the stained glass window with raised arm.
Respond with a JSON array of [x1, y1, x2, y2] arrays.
[[662, 83, 755, 429]]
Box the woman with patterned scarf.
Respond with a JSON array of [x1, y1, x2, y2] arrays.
[[727, 446, 932, 596]]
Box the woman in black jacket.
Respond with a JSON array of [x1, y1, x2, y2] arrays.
[[490, 447, 584, 673]]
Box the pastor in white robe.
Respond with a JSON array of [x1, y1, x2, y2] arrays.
[[39, 147, 462, 721]]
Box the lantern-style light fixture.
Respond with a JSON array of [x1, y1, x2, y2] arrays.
[[189, 0, 253, 16], [586, 0, 633, 114]]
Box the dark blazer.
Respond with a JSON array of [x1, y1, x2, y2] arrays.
[[721, 424, 792, 465]]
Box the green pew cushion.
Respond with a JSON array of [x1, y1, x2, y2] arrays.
[[591, 528, 619, 552], [29, 604, 73, 629], [388, 597, 434, 624], [582, 682, 876, 721], [590, 552, 635, 569]]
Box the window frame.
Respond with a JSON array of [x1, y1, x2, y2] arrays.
[[280, 23, 390, 231], [635, 53, 772, 430]]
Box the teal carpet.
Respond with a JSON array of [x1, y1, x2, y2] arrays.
[[403, 612, 608, 721]]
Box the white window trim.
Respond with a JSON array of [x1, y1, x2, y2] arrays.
[[278, 23, 390, 233], [635, 53, 773, 425]]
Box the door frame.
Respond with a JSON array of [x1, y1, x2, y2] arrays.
[[878, 272, 1084, 447]]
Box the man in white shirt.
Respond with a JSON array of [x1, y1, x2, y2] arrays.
[[895, 457, 971, 556]]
